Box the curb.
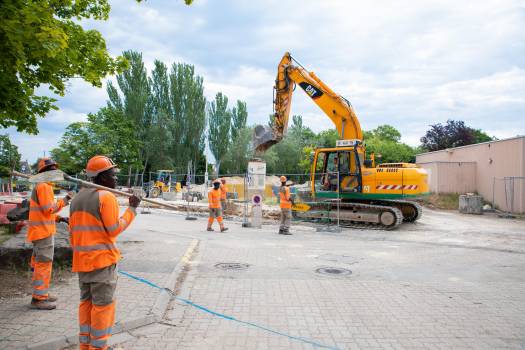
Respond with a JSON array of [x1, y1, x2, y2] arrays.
[[24, 239, 200, 350]]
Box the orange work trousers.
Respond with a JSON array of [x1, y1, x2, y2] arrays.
[[78, 265, 117, 350], [30, 236, 54, 300]]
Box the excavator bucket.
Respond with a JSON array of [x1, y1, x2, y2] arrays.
[[253, 125, 282, 154]]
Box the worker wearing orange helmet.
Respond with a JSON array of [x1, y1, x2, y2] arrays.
[[220, 178, 228, 211], [208, 179, 228, 232], [28, 157, 74, 310], [69, 156, 141, 350], [278, 175, 292, 235]]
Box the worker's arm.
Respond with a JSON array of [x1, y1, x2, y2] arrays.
[[99, 192, 137, 238], [36, 183, 68, 214]]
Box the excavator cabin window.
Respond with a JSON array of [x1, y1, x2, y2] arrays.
[[315, 150, 362, 194]]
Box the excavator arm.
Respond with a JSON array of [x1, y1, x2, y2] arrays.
[[254, 52, 363, 153]]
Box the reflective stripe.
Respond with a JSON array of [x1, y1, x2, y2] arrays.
[[79, 335, 90, 344], [27, 220, 55, 227], [90, 338, 107, 348], [32, 280, 44, 287], [29, 203, 53, 212], [72, 243, 117, 252], [105, 222, 120, 232], [91, 326, 112, 337], [70, 225, 106, 233], [79, 324, 91, 333], [33, 288, 48, 295]]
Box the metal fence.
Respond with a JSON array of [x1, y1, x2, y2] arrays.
[[492, 177, 525, 214]]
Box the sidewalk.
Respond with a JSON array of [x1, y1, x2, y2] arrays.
[[0, 220, 195, 350]]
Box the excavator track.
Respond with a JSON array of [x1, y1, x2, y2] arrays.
[[351, 199, 423, 223], [293, 201, 404, 230]]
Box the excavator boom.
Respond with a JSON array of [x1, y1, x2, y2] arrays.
[[254, 52, 363, 153]]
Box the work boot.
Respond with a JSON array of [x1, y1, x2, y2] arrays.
[[278, 229, 284, 235], [29, 298, 56, 310], [207, 227, 214, 232], [46, 295, 57, 302], [281, 229, 292, 235], [220, 226, 228, 232]]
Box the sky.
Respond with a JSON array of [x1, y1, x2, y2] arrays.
[[7, 0, 525, 162]]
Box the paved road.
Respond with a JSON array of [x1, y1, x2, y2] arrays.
[[108, 208, 525, 349]]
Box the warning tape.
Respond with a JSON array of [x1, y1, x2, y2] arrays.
[[118, 270, 340, 350], [376, 184, 418, 190]]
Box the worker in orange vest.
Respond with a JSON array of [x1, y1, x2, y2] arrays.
[[220, 178, 228, 211], [208, 179, 228, 232], [70, 156, 141, 350], [278, 176, 292, 235], [28, 158, 73, 310]]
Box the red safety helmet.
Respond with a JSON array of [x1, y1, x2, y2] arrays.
[[86, 156, 117, 178], [38, 158, 58, 173]]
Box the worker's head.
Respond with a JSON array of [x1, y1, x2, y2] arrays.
[[37, 158, 58, 173], [86, 156, 118, 189], [213, 179, 221, 189], [221, 178, 226, 184], [280, 175, 287, 185]]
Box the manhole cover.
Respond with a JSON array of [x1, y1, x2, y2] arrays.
[[215, 263, 250, 271], [315, 267, 352, 276]]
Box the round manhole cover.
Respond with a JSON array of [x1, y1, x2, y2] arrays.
[[215, 263, 250, 271], [315, 267, 352, 276]]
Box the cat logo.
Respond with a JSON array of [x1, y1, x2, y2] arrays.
[[299, 82, 323, 99]]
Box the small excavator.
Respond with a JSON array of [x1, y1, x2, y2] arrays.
[[254, 52, 429, 229]]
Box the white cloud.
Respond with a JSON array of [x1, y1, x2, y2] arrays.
[[9, 0, 525, 162]]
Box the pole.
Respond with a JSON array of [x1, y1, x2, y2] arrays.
[[12, 171, 183, 211]]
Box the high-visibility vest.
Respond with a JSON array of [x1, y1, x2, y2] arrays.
[[279, 186, 292, 209], [220, 184, 228, 200], [208, 189, 222, 209], [69, 188, 136, 272], [27, 182, 67, 242]]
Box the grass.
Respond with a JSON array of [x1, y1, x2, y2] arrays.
[[417, 193, 460, 210]]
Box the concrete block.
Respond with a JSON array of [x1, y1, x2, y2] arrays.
[[459, 194, 483, 214]]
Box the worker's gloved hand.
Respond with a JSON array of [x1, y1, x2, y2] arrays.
[[57, 217, 69, 224], [129, 195, 141, 208]]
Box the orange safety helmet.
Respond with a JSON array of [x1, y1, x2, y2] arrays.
[[280, 176, 287, 182], [38, 158, 58, 173], [86, 156, 117, 178]]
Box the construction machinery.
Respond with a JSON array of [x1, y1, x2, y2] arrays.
[[149, 170, 180, 198], [253, 52, 429, 229]]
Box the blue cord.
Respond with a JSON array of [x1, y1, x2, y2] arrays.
[[118, 270, 340, 350]]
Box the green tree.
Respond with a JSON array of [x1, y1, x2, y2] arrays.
[[231, 100, 248, 141], [167, 62, 207, 171], [0, 135, 21, 178], [220, 127, 253, 174], [208, 92, 232, 174], [0, 0, 193, 134], [0, 0, 128, 134], [420, 119, 495, 152], [50, 122, 101, 174], [316, 129, 339, 147]]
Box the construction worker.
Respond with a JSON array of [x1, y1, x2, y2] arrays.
[[278, 176, 292, 235], [220, 178, 228, 211], [28, 158, 73, 310], [208, 179, 228, 232], [70, 156, 141, 350]]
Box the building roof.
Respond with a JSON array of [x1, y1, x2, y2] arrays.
[[416, 135, 525, 156]]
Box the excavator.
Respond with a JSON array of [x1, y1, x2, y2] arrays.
[[254, 52, 429, 229]]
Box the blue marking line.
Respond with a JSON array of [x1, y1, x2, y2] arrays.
[[118, 269, 340, 350]]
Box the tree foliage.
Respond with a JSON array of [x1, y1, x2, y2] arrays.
[[420, 119, 495, 152], [0, 0, 130, 134], [208, 93, 232, 174], [52, 50, 210, 176], [0, 135, 21, 178]]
